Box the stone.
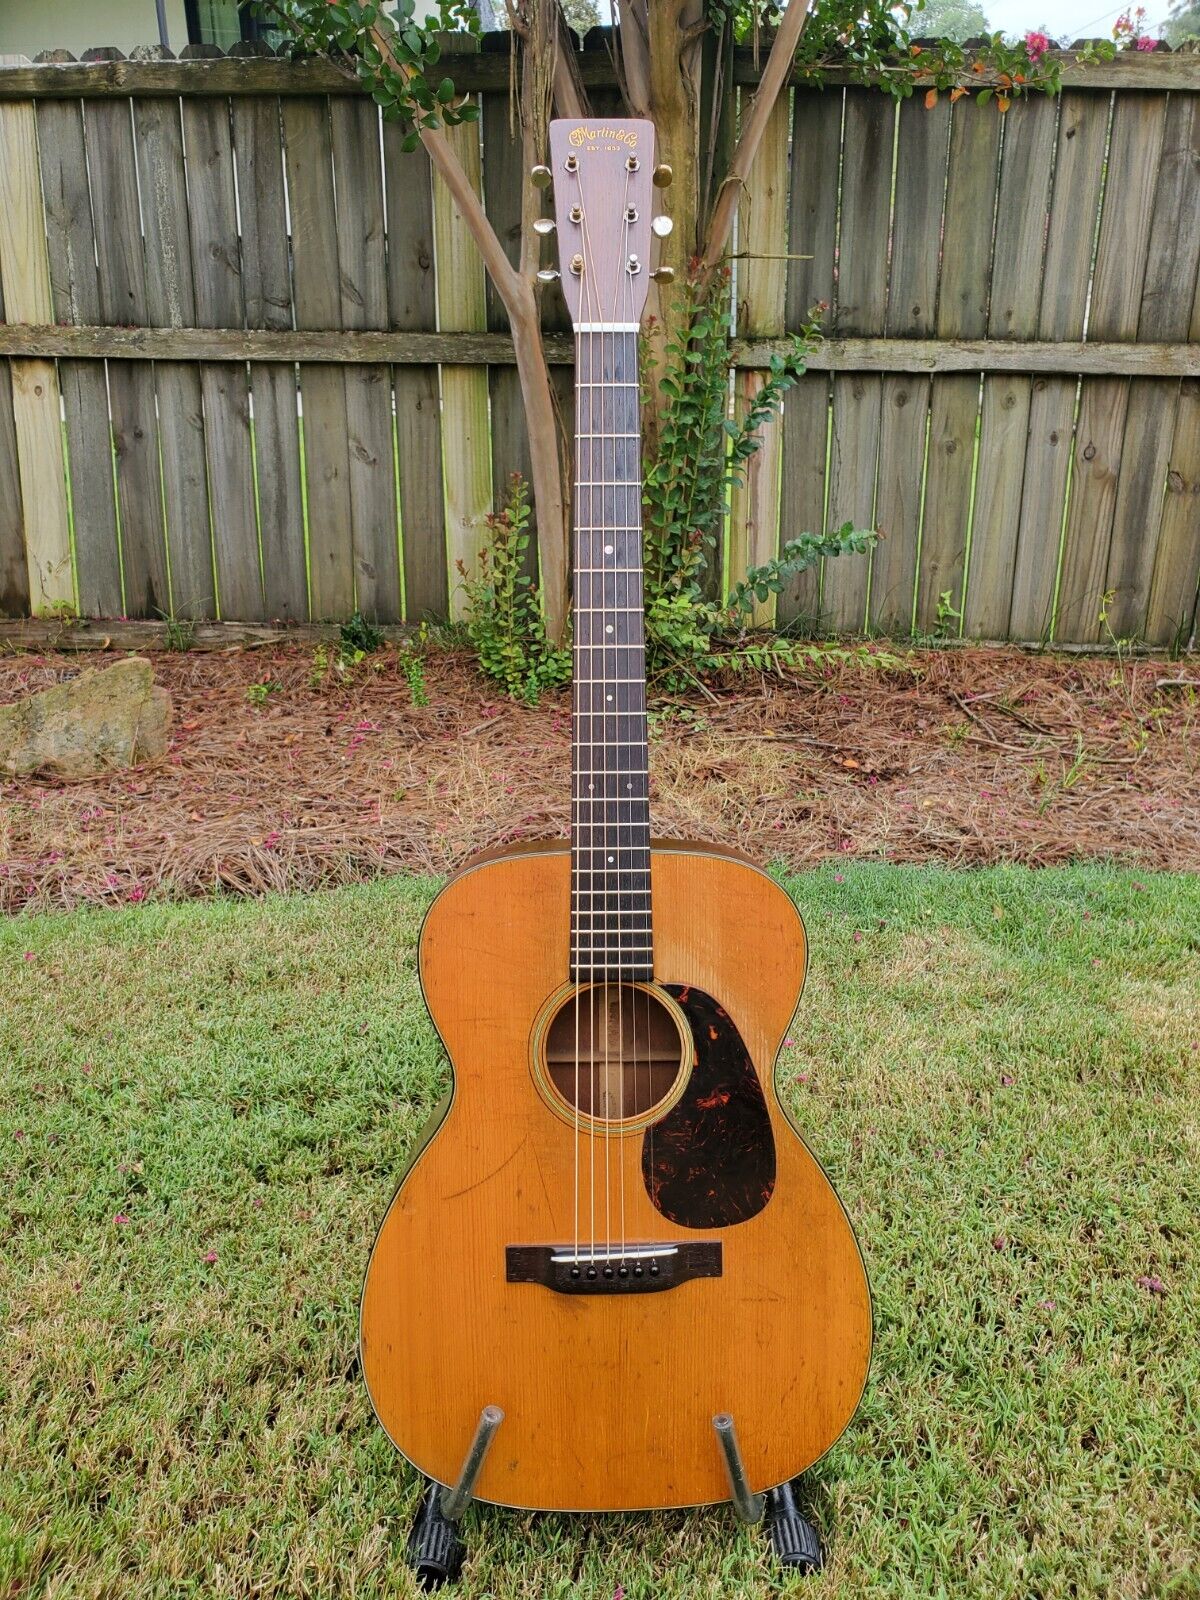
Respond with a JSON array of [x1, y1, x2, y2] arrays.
[[0, 656, 172, 780]]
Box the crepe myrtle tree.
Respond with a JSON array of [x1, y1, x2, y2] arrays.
[[257, 0, 1094, 641]]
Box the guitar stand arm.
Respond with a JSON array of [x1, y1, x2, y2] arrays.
[[406, 1406, 504, 1591], [712, 1413, 765, 1524], [712, 1414, 824, 1575]]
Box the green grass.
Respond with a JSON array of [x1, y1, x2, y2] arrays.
[[2, 865, 1198, 1599]]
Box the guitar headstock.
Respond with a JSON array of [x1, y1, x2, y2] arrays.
[[539, 119, 672, 330]]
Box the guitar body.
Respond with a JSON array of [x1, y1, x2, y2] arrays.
[[360, 840, 872, 1512]]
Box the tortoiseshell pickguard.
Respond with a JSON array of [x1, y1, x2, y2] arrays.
[[642, 984, 776, 1228]]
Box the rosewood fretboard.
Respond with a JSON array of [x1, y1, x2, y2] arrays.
[[570, 326, 651, 984]]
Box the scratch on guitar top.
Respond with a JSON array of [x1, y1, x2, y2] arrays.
[[443, 1133, 530, 1201]]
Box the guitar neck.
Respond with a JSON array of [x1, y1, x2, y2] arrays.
[[570, 326, 652, 984]]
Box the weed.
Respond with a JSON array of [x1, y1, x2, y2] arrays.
[[340, 611, 384, 657], [459, 473, 571, 704], [246, 680, 279, 708], [642, 270, 877, 684], [162, 616, 195, 652]]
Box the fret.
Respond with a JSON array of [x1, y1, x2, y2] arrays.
[[570, 323, 652, 979]]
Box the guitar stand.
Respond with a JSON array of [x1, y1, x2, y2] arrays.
[[406, 1407, 820, 1590], [405, 1405, 504, 1591], [713, 1414, 824, 1575]]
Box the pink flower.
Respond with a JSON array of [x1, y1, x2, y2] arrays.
[[22, 951, 34, 961], [1136, 1273, 1166, 1296], [1135, 34, 1156, 48], [14, 1129, 26, 1140], [784, 1038, 796, 1048], [833, 873, 845, 883], [114, 1213, 131, 1226], [1038, 1297, 1056, 1311], [252, 1195, 264, 1210], [1000, 1074, 1015, 1087], [1024, 29, 1051, 62], [853, 930, 863, 944], [993, 1234, 1007, 1251], [202, 1249, 218, 1264]]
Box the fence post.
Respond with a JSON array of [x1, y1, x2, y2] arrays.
[[0, 73, 73, 616]]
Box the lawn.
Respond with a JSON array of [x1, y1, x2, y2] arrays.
[[2, 864, 1197, 1599]]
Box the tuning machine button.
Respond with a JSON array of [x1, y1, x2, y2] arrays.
[[533, 217, 556, 236], [651, 215, 673, 238], [653, 162, 673, 188], [530, 164, 552, 190], [536, 268, 561, 283], [651, 266, 675, 284]]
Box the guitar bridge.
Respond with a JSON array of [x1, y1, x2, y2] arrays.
[[505, 1241, 721, 1294]]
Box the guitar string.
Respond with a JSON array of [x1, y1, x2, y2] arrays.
[[575, 160, 602, 1264], [620, 175, 640, 1267], [575, 153, 633, 1262]]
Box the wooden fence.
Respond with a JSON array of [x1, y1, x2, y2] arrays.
[[0, 39, 1197, 647]]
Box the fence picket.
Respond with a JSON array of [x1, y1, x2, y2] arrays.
[[778, 87, 841, 630], [232, 89, 307, 622], [283, 96, 354, 619], [332, 96, 401, 623], [1057, 93, 1167, 642], [182, 91, 263, 621], [965, 95, 1057, 638], [729, 92, 790, 624], [84, 76, 171, 619], [0, 266, 25, 615], [824, 90, 892, 630], [916, 100, 996, 633], [384, 123, 446, 622], [1009, 91, 1110, 642], [481, 86, 536, 582], [0, 94, 73, 615], [134, 95, 216, 621], [36, 94, 123, 617], [434, 101, 492, 618], [1145, 380, 1200, 647], [871, 96, 947, 634]]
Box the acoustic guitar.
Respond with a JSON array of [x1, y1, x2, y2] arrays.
[[360, 118, 871, 1528]]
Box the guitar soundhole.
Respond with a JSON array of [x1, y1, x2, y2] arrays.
[[544, 983, 688, 1123]]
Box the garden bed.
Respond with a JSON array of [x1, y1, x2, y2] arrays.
[[1, 643, 1197, 913]]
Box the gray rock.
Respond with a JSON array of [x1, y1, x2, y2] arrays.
[[0, 657, 172, 780]]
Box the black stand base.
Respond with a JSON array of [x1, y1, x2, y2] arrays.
[[763, 1478, 823, 1573], [403, 1471, 824, 1589], [406, 1481, 465, 1591]]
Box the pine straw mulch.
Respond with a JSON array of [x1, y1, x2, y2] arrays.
[[1, 643, 1198, 914]]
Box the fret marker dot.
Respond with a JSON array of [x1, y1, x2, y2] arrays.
[[604, 544, 614, 555], [605, 625, 614, 635], [608, 855, 614, 863], [606, 694, 613, 703]]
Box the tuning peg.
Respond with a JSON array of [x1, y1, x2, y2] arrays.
[[652, 163, 673, 188], [536, 268, 561, 283], [533, 217, 556, 236], [651, 266, 675, 284], [651, 215, 673, 238], [530, 164, 553, 190]]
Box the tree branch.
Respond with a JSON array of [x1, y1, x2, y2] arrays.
[[698, 1, 813, 276]]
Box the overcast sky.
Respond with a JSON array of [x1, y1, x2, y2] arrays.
[[983, 0, 1169, 40], [592, 0, 1173, 45]]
